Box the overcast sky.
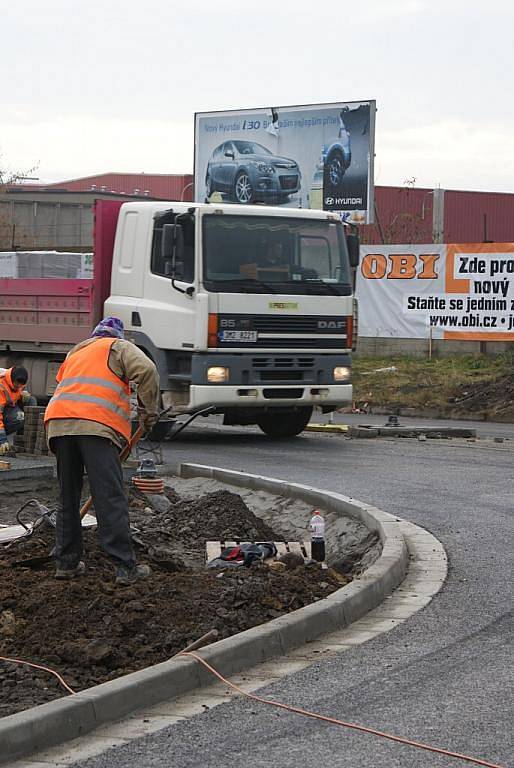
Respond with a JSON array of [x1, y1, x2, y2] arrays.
[[2, 0, 513, 192]]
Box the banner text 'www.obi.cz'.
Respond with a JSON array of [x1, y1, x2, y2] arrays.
[[356, 243, 514, 341]]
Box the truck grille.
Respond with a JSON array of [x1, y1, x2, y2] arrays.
[[250, 356, 315, 382], [263, 388, 303, 399], [251, 337, 345, 349], [252, 356, 315, 368], [216, 315, 348, 350]]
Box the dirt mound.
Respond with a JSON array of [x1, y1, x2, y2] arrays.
[[0, 484, 349, 717], [129, 488, 280, 568], [449, 374, 514, 419]]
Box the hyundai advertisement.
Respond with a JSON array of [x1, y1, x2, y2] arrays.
[[194, 101, 376, 223]]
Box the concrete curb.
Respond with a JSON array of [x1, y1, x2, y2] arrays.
[[0, 464, 54, 482], [365, 405, 514, 424], [0, 464, 408, 765]]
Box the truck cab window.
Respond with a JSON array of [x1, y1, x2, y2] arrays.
[[299, 235, 331, 277], [203, 214, 351, 295], [151, 213, 195, 282]]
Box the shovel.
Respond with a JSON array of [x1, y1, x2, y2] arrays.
[[13, 426, 145, 568]]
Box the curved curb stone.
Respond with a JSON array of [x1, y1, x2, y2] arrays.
[[0, 463, 409, 765]]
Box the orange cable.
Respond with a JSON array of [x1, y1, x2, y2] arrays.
[[180, 651, 505, 768], [0, 655, 76, 695], [0, 650, 506, 768]]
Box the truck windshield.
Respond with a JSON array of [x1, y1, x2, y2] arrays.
[[203, 214, 352, 295]]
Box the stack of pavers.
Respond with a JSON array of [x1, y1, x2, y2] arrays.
[[23, 406, 48, 455], [34, 408, 49, 456]]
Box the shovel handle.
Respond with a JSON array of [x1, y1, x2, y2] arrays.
[[79, 425, 145, 520]]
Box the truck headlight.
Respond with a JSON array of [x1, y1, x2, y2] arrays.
[[207, 366, 230, 383], [333, 366, 351, 382]]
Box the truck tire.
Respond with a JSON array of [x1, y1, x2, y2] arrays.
[[257, 407, 313, 438]]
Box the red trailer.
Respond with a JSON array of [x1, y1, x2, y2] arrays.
[[0, 201, 123, 347], [0, 201, 125, 397]]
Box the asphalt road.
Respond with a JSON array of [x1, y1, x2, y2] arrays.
[[76, 421, 514, 768]]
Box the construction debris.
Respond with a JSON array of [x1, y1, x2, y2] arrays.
[[0, 478, 355, 718]]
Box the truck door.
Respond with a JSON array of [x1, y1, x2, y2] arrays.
[[142, 213, 197, 352]]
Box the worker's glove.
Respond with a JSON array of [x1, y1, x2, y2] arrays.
[[0, 440, 12, 456], [21, 391, 37, 407], [139, 412, 159, 435]]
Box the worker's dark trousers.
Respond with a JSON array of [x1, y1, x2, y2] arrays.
[[52, 435, 135, 570], [3, 397, 37, 435]]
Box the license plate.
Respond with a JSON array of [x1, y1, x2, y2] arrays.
[[219, 330, 258, 342]]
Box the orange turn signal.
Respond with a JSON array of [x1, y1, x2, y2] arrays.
[[208, 313, 218, 347]]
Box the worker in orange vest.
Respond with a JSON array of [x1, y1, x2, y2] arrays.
[[44, 317, 160, 586], [0, 366, 37, 455]]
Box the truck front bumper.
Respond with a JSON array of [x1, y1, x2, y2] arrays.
[[164, 352, 353, 414], [187, 383, 352, 411]]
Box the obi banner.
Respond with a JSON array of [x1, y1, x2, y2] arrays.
[[194, 101, 376, 223], [356, 243, 514, 341]]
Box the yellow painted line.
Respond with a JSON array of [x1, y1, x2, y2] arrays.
[[305, 424, 349, 433]]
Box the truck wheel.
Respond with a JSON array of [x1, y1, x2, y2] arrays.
[[257, 407, 313, 438]]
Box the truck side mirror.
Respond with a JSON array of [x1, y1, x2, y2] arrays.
[[161, 223, 185, 277], [346, 232, 360, 268]]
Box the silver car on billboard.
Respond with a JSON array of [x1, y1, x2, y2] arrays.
[[205, 140, 301, 204]]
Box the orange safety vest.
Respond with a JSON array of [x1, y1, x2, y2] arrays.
[[0, 368, 24, 432], [44, 338, 131, 442]]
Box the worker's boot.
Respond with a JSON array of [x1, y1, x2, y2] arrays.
[[115, 563, 151, 587], [55, 561, 86, 580]]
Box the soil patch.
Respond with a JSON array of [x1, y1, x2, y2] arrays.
[[448, 374, 514, 420], [0, 480, 349, 717], [353, 354, 514, 421]]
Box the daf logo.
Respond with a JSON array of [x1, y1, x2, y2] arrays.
[[318, 320, 345, 329]]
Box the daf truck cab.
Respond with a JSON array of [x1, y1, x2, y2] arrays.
[[105, 201, 359, 437]]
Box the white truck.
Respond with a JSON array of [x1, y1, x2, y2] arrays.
[[0, 199, 359, 438]]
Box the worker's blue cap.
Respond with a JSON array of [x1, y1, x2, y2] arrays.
[[90, 317, 125, 340]]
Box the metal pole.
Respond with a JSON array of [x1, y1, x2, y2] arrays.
[[432, 188, 445, 244]]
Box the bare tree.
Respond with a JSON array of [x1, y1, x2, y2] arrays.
[[0, 154, 39, 190], [360, 179, 433, 245], [0, 154, 39, 249]]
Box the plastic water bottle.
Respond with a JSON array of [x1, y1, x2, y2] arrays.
[[309, 510, 326, 563]]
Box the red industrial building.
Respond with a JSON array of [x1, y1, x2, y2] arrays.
[[360, 185, 514, 245], [27, 172, 194, 202], [7, 173, 514, 245]]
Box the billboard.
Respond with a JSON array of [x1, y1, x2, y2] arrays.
[[194, 101, 376, 223], [356, 243, 514, 341]]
